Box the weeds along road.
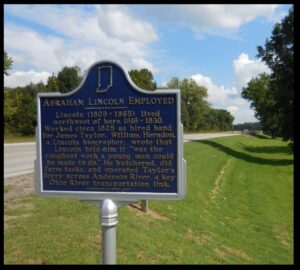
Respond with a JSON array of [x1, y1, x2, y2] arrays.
[[4, 132, 240, 180]]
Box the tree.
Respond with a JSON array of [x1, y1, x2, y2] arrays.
[[11, 91, 37, 135], [57, 66, 82, 93], [233, 122, 262, 132], [256, 7, 294, 144], [242, 73, 280, 138], [181, 79, 211, 131], [4, 51, 13, 75], [6, 84, 38, 136], [164, 77, 234, 132], [4, 88, 19, 135], [173, 78, 210, 131], [129, 69, 156, 91], [202, 108, 234, 131], [165, 77, 190, 128], [46, 73, 59, 92], [215, 109, 234, 131], [4, 82, 47, 136], [202, 108, 217, 131], [166, 77, 180, 89]]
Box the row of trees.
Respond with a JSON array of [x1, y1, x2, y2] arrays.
[[4, 63, 234, 136], [4, 66, 83, 136], [241, 7, 293, 147], [233, 122, 262, 132], [164, 77, 233, 131], [5, 83, 40, 136]]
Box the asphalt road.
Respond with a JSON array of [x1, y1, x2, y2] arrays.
[[4, 142, 36, 179], [183, 132, 240, 142], [4, 132, 240, 179]]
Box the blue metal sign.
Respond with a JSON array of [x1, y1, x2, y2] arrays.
[[35, 60, 186, 201]]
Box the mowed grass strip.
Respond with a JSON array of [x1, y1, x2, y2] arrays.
[[4, 194, 101, 264], [4, 134, 35, 143], [4, 135, 293, 264]]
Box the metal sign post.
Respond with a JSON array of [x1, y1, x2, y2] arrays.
[[95, 199, 136, 264], [100, 199, 117, 264]]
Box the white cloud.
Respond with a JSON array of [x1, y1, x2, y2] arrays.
[[5, 24, 64, 72], [137, 4, 279, 38], [226, 105, 257, 124], [233, 53, 270, 90], [5, 5, 107, 44], [190, 73, 250, 124], [230, 104, 257, 124], [191, 73, 242, 107], [4, 70, 52, 88], [190, 52, 270, 124], [229, 52, 271, 123], [96, 5, 158, 43], [130, 58, 158, 73], [4, 5, 159, 87], [227, 105, 238, 114]]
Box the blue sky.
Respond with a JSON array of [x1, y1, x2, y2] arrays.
[[4, 4, 292, 124]]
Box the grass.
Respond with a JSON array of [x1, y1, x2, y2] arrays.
[[4, 135, 293, 264], [4, 194, 100, 264], [4, 134, 35, 143]]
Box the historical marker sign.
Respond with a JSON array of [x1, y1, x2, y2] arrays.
[[35, 60, 186, 201]]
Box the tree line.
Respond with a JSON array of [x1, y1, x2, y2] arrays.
[[4, 64, 234, 137], [241, 7, 293, 148], [233, 122, 262, 132], [162, 77, 233, 132], [4, 66, 83, 136]]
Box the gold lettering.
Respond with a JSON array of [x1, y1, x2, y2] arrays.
[[88, 98, 125, 106], [128, 97, 174, 105], [42, 99, 84, 107]]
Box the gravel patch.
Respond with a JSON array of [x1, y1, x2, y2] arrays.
[[4, 173, 35, 200]]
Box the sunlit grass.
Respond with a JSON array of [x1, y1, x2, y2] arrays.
[[4, 135, 293, 264]]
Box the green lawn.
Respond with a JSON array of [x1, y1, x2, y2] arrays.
[[4, 135, 293, 264], [4, 134, 35, 143]]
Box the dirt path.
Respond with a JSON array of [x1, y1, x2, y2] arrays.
[[209, 159, 232, 203], [4, 173, 35, 200]]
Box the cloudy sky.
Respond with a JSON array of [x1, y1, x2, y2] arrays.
[[4, 4, 292, 124]]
